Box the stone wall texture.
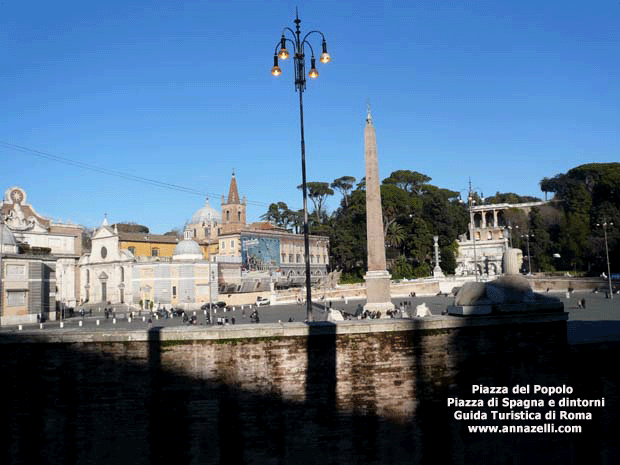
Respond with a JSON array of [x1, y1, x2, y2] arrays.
[[1, 315, 618, 465]]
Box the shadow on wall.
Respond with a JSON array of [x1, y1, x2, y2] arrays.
[[1, 316, 619, 465]]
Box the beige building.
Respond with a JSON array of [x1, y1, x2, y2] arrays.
[[79, 220, 217, 308], [213, 173, 329, 293], [0, 186, 82, 310], [0, 220, 57, 326], [456, 200, 549, 277]]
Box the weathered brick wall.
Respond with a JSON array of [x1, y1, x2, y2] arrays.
[[1, 315, 618, 464]]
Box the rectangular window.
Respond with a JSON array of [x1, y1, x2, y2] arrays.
[[151, 248, 159, 257], [7, 291, 26, 306], [172, 286, 177, 297], [128, 246, 136, 255], [6, 264, 26, 277], [230, 240, 235, 249], [196, 284, 209, 295]]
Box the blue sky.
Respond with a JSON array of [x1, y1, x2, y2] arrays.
[[1, 1, 618, 233]]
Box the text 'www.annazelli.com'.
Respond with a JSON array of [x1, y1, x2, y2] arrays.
[[468, 424, 582, 433]]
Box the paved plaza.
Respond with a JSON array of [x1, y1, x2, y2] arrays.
[[2, 289, 618, 344]]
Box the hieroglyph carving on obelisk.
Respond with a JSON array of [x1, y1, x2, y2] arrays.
[[363, 105, 395, 314]]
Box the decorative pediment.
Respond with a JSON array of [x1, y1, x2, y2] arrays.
[[2, 187, 50, 232], [98, 272, 109, 280], [92, 226, 117, 240]]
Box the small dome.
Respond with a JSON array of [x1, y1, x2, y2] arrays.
[[191, 198, 221, 225], [173, 239, 204, 260]]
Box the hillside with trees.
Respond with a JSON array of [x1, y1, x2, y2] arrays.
[[262, 163, 618, 280]]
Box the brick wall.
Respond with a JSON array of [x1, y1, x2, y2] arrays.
[[1, 314, 618, 464]]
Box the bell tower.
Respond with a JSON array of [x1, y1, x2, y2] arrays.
[[221, 170, 246, 234]]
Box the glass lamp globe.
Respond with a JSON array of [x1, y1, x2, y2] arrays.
[[278, 48, 290, 60]]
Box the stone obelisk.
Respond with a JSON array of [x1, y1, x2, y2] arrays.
[[363, 106, 395, 314]]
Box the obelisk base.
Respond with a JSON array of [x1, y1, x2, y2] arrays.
[[364, 270, 395, 315]]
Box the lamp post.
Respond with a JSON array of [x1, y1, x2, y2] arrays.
[[506, 224, 519, 249], [462, 180, 482, 281], [272, 11, 330, 322], [521, 232, 534, 275], [596, 221, 614, 300]]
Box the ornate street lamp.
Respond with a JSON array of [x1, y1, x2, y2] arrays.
[[272, 11, 330, 322], [596, 221, 614, 299]]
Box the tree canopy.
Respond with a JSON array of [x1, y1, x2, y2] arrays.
[[261, 162, 619, 280], [113, 223, 149, 234], [297, 182, 334, 221]]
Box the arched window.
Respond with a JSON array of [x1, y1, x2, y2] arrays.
[[485, 212, 493, 228], [497, 211, 506, 227]]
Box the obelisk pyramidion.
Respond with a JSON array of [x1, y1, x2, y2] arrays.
[[363, 106, 395, 314]]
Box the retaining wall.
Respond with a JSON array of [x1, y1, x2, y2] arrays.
[[2, 312, 618, 464]]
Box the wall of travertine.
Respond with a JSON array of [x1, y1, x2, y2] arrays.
[[2, 313, 618, 465]]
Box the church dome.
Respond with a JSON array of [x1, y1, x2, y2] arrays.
[[190, 198, 221, 225], [173, 239, 204, 261]]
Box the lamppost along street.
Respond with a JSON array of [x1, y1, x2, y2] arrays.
[[506, 224, 519, 249], [521, 232, 534, 275], [460, 180, 482, 281], [596, 221, 614, 299], [272, 11, 330, 322]]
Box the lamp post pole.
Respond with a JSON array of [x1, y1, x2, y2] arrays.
[[597, 221, 614, 300], [272, 11, 330, 322], [507, 224, 519, 249], [467, 180, 479, 282], [521, 233, 534, 275]]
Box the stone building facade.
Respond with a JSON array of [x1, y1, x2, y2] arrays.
[[214, 172, 330, 293], [0, 220, 57, 325], [79, 221, 217, 308], [456, 200, 549, 277], [0, 186, 82, 310]]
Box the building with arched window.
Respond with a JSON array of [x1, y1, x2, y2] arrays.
[[79, 221, 218, 308], [456, 200, 549, 277], [215, 173, 329, 292]]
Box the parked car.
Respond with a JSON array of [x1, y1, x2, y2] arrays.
[[201, 301, 227, 310], [256, 296, 270, 306]]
